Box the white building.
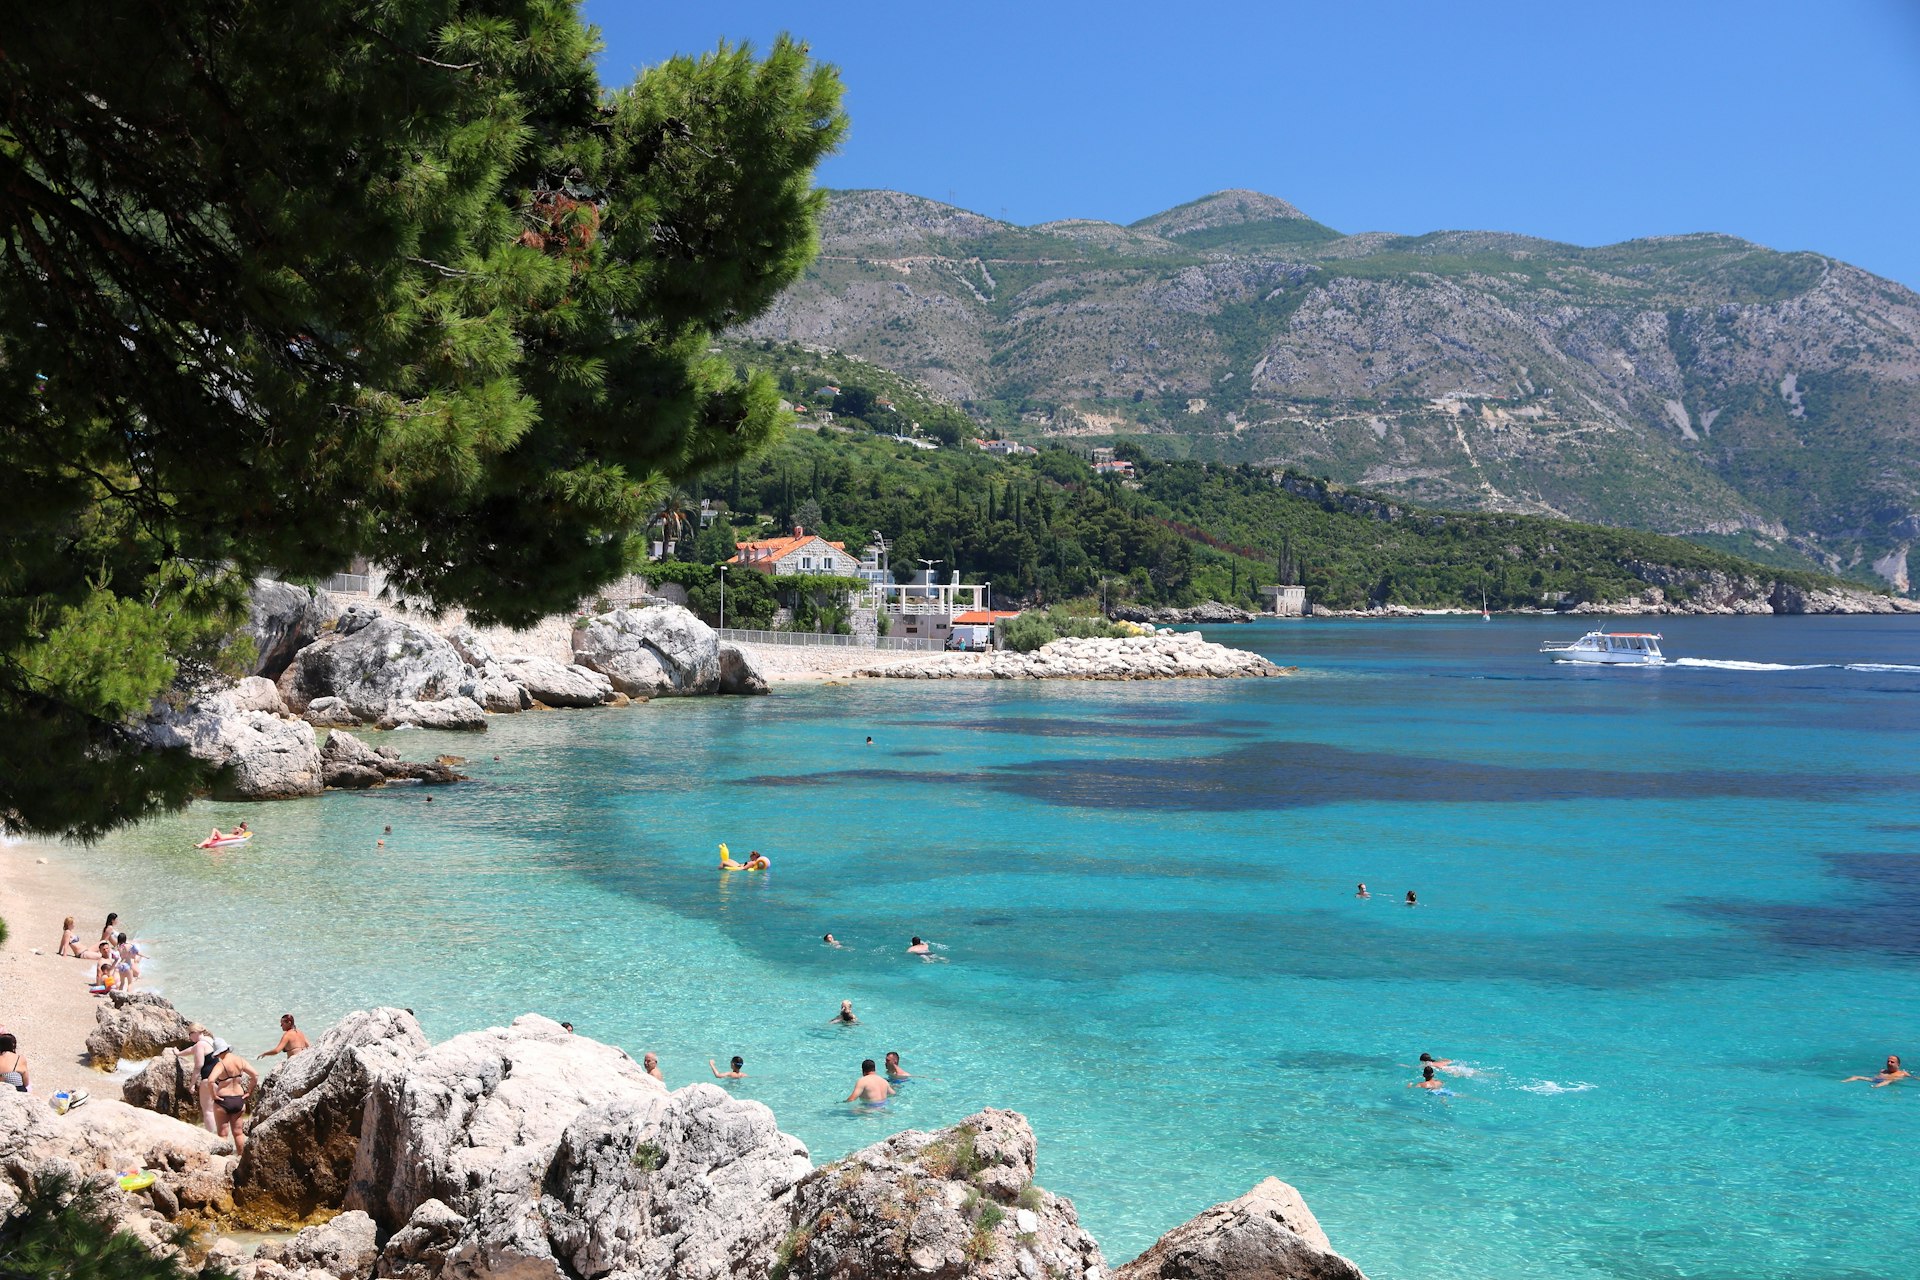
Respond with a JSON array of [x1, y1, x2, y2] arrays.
[[731, 528, 863, 576]]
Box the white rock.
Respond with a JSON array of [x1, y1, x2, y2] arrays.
[[500, 656, 615, 708], [571, 603, 722, 696]]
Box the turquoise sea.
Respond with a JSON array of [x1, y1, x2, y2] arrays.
[[43, 616, 1920, 1280]]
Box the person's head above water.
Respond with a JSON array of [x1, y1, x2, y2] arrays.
[[885, 1051, 900, 1065], [861, 1058, 876, 1074], [280, 1014, 296, 1030], [643, 1052, 658, 1068], [1419, 1053, 1435, 1063], [910, 936, 922, 946], [1423, 1066, 1436, 1080], [730, 1056, 743, 1071], [823, 933, 836, 943], [1888, 1055, 1903, 1071]]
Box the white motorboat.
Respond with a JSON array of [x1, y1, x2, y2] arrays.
[[1540, 631, 1665, 665]]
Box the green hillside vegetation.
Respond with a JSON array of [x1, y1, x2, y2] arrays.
[[738, 190, 1920, 594], [666, 418, 1850, 616]]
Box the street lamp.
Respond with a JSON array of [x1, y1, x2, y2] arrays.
[[717, 563, 728, 632]]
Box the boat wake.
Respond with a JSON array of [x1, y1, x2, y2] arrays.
[[1669, 658, 1920, 674]]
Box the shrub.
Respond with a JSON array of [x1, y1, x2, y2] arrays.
[[0, 1172, 215, 1280], [999, 614, 1058, 653]]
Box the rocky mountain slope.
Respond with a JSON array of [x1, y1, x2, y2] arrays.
[[736, 189, 1920, 592]]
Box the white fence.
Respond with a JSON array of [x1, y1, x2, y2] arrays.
[[716, 628, 944, 652]]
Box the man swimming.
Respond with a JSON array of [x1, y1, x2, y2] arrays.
[[906, 937, 930, 955], [1405, 890, 1418, 907], [884, 1050, 910, 1082], [830, 1000, 858, 1025], [710, 1056, 747, 1079], [1410, 1052, 1472, 1076], [822, 933, 843, 948], [1409, 1065, 1449, 1092], [845, 1059, 895, 1106], [1356, 883, 1369, 898], [1842, 1055, 1910, 1087]]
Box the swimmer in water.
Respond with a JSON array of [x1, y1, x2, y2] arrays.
[[830, 1000, 858, 1025], [823, 933, 843, 948], [907, 936, 930, 955], [1405, 890, 1417, 907], [884, 1051, 910, 1082], [1356, 883, 1369, 898], [1842, 1055, 1910, 1087], [710, 1056, 746, 1080], [865, 736, 873, 745], [717, 844, 748, 870], [1404, 1052, 1472, 1077], [746, 851, 770, 870], [846, 1059, 895, 1106], [643, 1052, 664, 1083], [1409, 1065, 1449, 1092]]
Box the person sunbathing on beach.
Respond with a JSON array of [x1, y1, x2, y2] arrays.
[[0, 1033, 31, 1093], [885, 1051, 910, 1082], [260, 1014, 310, 1059], [846, 1059, 895, 1106], [1842, 1055, 1910, 1087], [98, 913, 120, 953], [56, 916, 83, 958], [829, 1000, 858, 1025], [710, 1055, 747, 1079]]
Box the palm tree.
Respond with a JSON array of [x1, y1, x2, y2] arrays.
[[650, 489, 696, 558]]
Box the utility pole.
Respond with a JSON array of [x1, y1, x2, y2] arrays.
[[718, 564, 728, 632]]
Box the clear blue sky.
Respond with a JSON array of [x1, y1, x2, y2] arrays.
[[586, 0, 1920, 288]]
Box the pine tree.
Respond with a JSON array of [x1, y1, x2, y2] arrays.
[[0, 1, 845, 836]]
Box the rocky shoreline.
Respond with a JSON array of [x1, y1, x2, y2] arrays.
[[1, 994, 1368, 1280], [137, 584, 771, 802], [855, 632, 1290, 680]]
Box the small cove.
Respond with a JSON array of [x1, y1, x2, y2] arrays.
[[52, 615, 1920, 1280]]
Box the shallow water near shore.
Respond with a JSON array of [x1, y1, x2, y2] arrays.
[[51, 615, 1920, 1280]]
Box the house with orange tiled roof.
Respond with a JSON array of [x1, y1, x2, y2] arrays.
[[731, 527, 862, 576]]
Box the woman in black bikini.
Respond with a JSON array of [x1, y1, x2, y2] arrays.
[[203, 1039, 260, 1156]]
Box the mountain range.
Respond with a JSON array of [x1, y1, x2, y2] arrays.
[[735, 188, 1920, 591]]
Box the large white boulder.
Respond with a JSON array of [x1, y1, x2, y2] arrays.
[[349, 1014, 810, 1280], [277, 611, 470, 723], [235, 1007, 429, 1222], [781, 1108, 1103, 1280], [244, 578, 332, 680], [0, 1090, 235, 1223], [1113, 1177, 1369, 1280], [716, 642, 770, 696], [84, 992, 196, 1072], [141, 691, 324, 800], [571, 604, 721, 696], [500, 656, 616, 708]]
